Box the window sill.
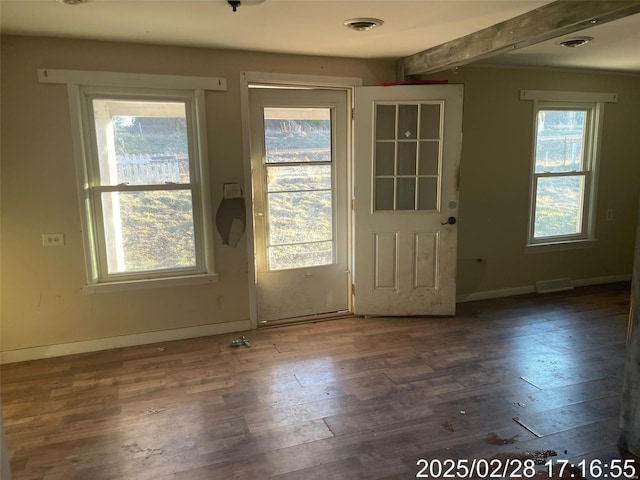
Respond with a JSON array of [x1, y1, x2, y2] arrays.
[[525, 239, 597, 254], [82, 273, 219, 295]]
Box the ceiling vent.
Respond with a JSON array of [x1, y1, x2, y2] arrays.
[[343, 18, 384, 32], [557, 37, 594, 48]]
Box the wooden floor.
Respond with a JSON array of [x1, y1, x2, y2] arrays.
[[2, 283, 637, 479]]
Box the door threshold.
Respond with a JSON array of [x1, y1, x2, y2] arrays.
[[258, 311, 354, 329]]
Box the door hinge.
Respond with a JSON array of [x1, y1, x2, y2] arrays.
[[351, 107, 355, 120], [351, 283, 355, 295], [351, 198, 355, 211]]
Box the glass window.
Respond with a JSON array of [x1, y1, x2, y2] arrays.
[[80, 92, 213, 283], [374, 102, 442, 211], [528, 103, 600, 245], [262, 107, 335, 270]]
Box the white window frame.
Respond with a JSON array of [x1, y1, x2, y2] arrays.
[[51, 70, 223, 293], [521, 90, 616, 253]]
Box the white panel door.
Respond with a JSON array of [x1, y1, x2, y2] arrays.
[[353, 84, 463, 316], [250, 88, 350, 323]]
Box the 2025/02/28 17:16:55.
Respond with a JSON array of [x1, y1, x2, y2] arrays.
[[545, 459, 638, 479], [415, 458, 638, 478]]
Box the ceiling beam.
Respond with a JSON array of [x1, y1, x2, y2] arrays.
[[399, 0, 640, 78]]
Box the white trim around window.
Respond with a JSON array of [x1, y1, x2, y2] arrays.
[[521, 90, 615, 253], [52, 71, 221, 291]]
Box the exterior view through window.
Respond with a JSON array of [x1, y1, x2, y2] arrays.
[[533, 109, 587, 238], [529, 103, 599, 245], [90, 98, 203, 279], [263, 107, 334, 270]]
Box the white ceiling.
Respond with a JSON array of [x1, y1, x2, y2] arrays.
[[478, 13, 640, 74], [1, 0, 639, 74]]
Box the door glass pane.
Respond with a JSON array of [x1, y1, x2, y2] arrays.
[[92, 99, 190, 186], [396, 178, 416, 210], [398, 104, 418, 139], [418, 177, 438, 210], [269, 241, 333, 271], [264, 107, 331, 163], [373, 102, 443, 212], [535, 110, 586, 173], [376, 105, 396, 140], [268, 191, 332, 245], [376, 142, 395, 175], [101, 190, 196, 274], [419, 142, 439, 175], [266, 165, 331, 192], [420, 104, 441, 139], [262, 107, 335, 271], [375, 178, 394, 210], [397, 142, 417, 175], [534, 175, 584, 238]]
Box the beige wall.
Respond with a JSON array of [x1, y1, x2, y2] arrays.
[[424, 66, 640, 294], [0, 35, 395, 352], [2, 35, 639, 355]]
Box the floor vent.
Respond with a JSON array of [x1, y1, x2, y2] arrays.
[[535, 278, 574, 294]]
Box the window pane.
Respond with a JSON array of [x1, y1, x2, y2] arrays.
[[534, 176, 584, 238], [397, 142, 417, 175], [398, 104, 418, 139], [269, 241, 333, 270], [418, 177, 438, 211], [375, 142, 395, 176], [92, 99, 190, 186], [268, 191, 332, 245], [376, 105, 396, 140], [375, 178, 394, 211], [264, 108, 331, 163], [101, 190, 196, 274], [420, 104, 441, 139], [396, 178, 416, 210], [419, 141, 440, 175], [535, 110, 586, 173], [267, 165, 331, 192]]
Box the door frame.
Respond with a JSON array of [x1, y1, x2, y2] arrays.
[[240, 72, 362, 329]]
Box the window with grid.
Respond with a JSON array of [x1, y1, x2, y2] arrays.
[[373, 102, 442, 211]]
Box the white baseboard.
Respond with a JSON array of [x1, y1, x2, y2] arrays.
[[0, 319, 251, 365], [572, 274, 632, 287], [456, 285, 536, 303], [2, 274, 632, 364], [456, 274, 631, 303]]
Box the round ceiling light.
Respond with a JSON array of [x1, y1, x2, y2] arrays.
[[557, 36, 594, 48], [343, 18, 384, 32]]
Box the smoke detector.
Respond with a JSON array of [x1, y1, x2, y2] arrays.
[[56, 0, 90, 4], [343, 18, 384, 31], [557, 37, 594, 48]]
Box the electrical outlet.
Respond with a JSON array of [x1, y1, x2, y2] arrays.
[[606, 209, 614, 221], [42, 233, 65, 247]]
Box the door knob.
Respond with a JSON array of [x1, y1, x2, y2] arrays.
[[441, 216, 457, 225]]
